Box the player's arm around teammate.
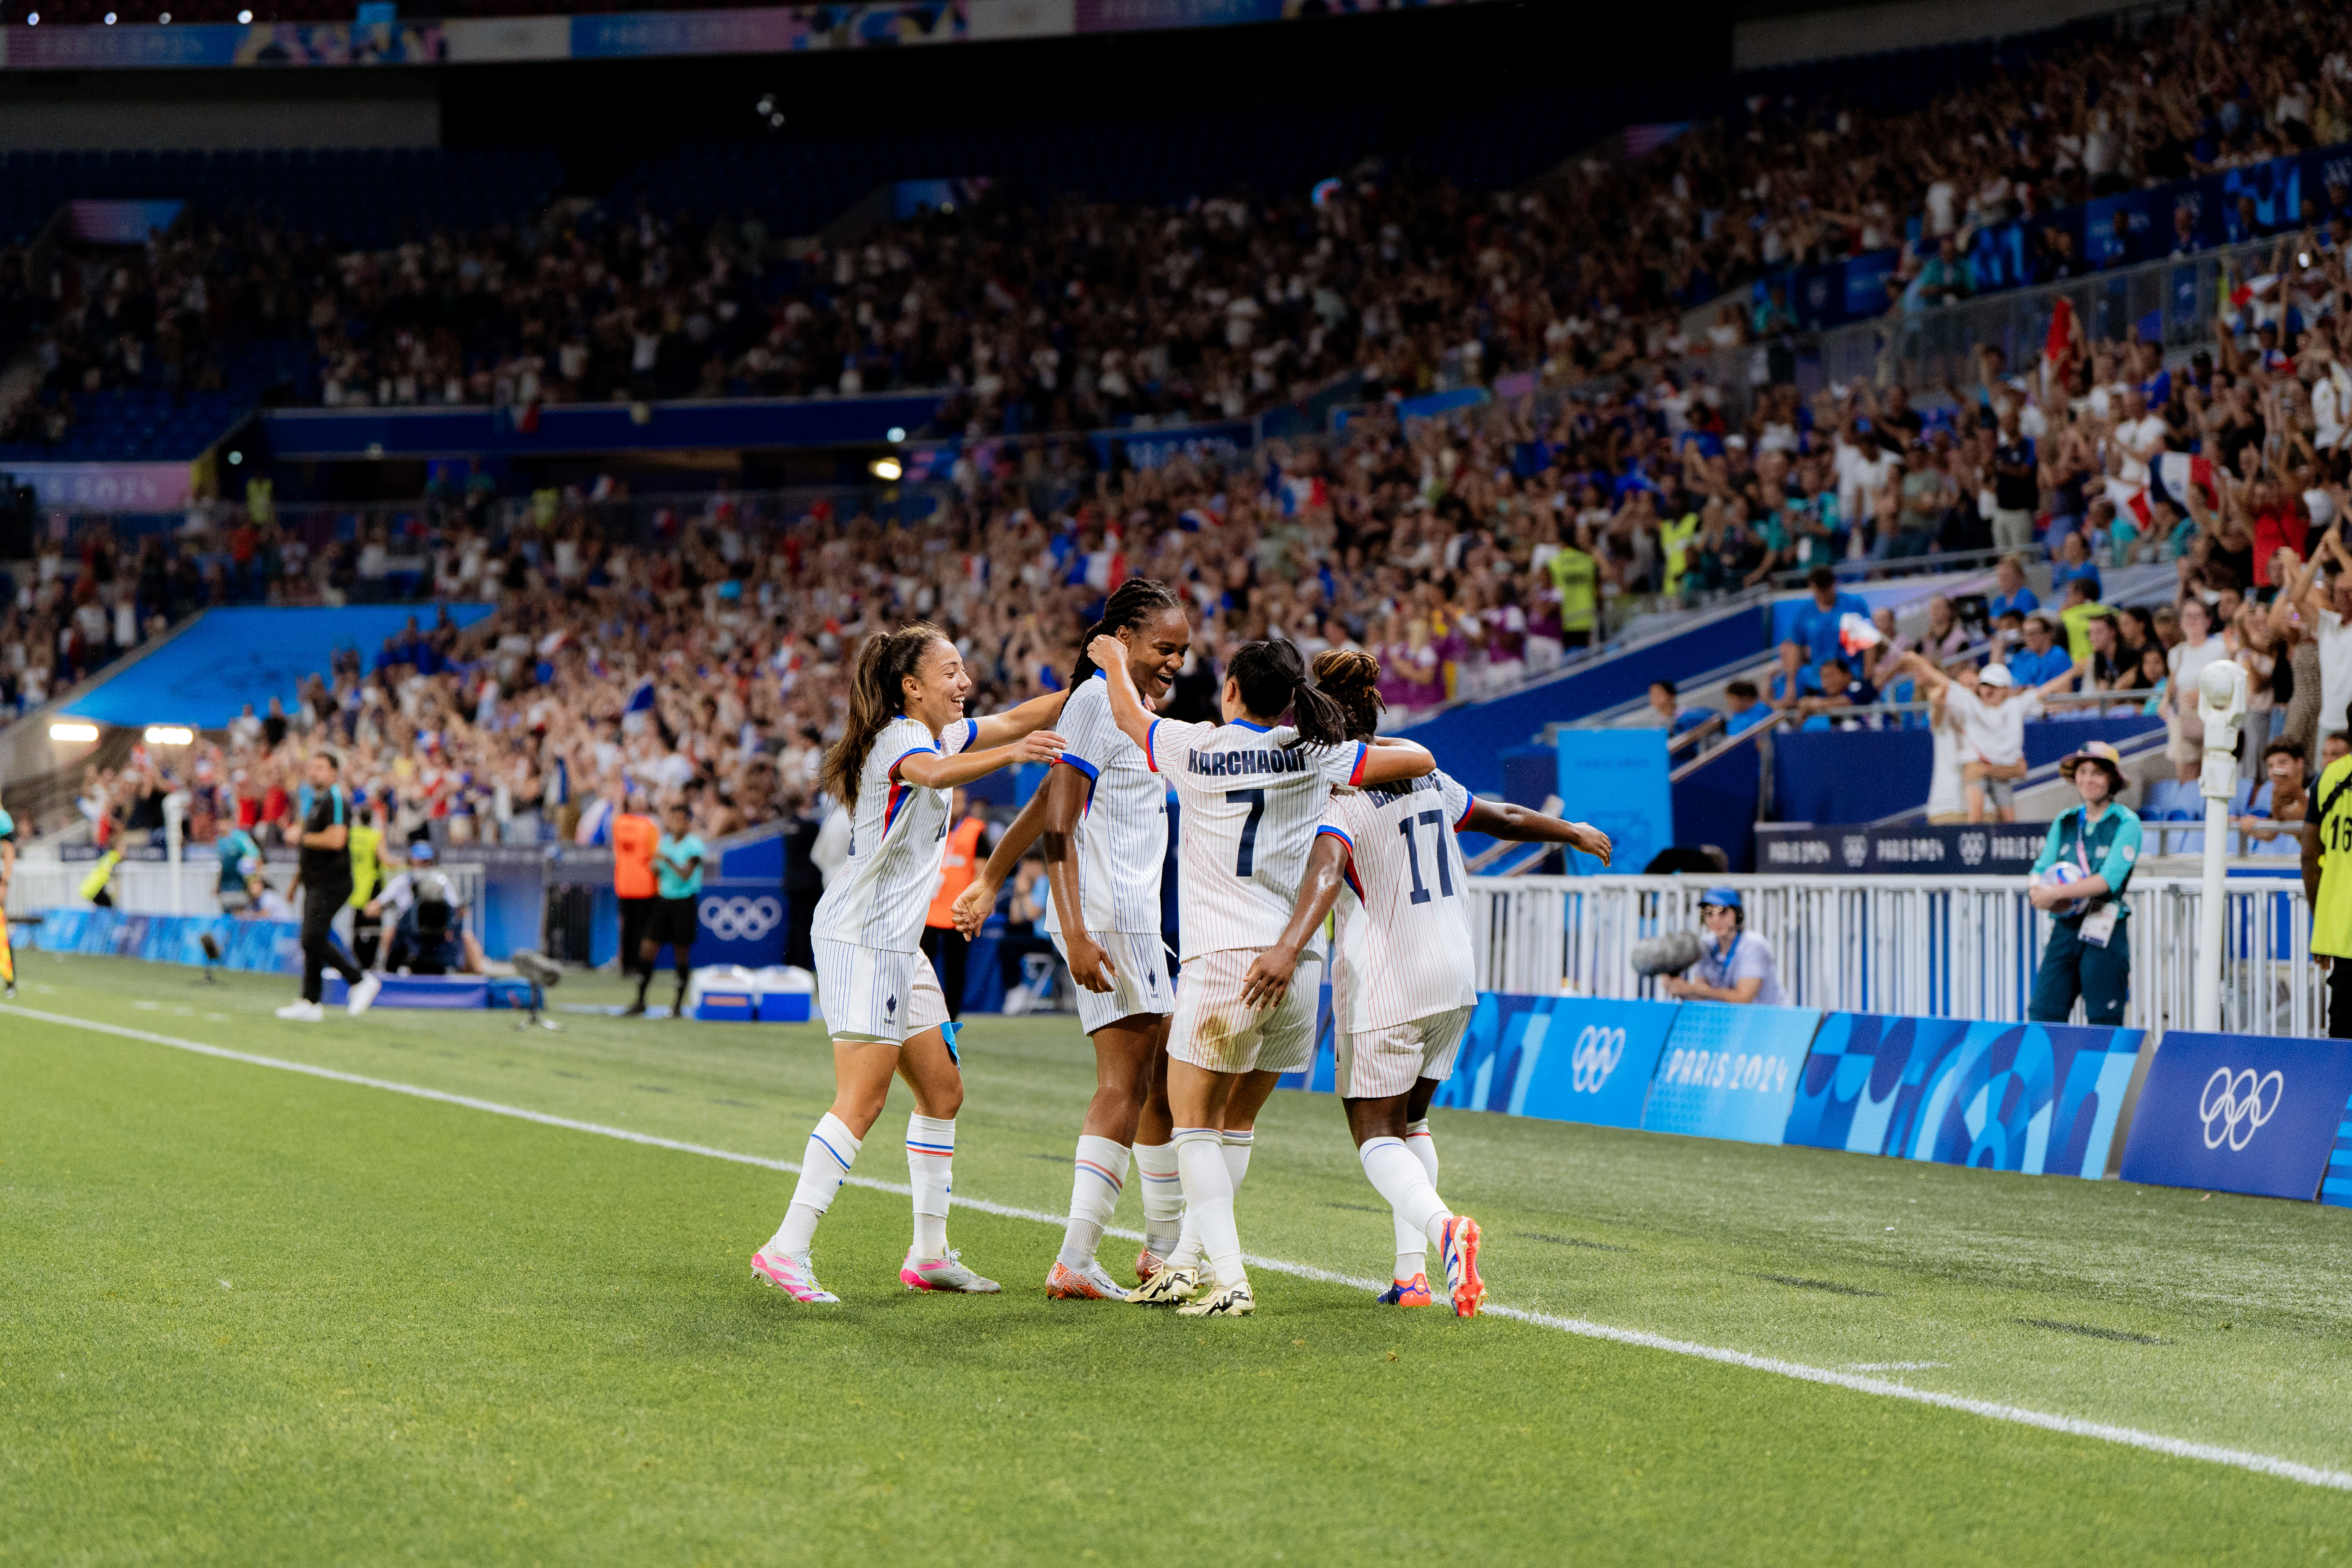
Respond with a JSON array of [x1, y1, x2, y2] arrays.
[[1090, 632, 1434, 1317], [751, 623, 1067, 1305]]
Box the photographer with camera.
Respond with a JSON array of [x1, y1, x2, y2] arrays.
[[368, 840, 486, 977]]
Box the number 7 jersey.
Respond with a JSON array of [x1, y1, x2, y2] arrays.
[[1146, 715, 1368, 960], [1318, 770, 1478, 1033]]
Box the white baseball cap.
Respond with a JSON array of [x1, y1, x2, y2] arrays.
[[1977, 665, 2015, 688]]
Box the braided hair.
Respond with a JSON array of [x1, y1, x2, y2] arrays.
[[1310, 648, 1385, 743], [821, 622, 948, 809], [1227, 638, 1348, 746], [1069, 577, 1185, 687]]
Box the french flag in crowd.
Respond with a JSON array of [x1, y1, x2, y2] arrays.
[[2107, 452, 2217, 530]]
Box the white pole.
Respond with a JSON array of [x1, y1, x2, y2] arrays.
[[2193, 661, 2248, 1033]]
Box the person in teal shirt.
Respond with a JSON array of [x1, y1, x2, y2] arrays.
[[2027, 742, 2144, 1026], [217, 825, 263, 913], [639, 804, 707, 1015]]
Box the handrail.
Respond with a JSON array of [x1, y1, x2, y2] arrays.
[[1668, 708, 1786, 785]]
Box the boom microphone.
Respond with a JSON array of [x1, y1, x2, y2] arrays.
[[1629, 931, 1702, 977]]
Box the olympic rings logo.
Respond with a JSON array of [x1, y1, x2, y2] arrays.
[[1571, 1026, 1627, 1093], [2199, 1067, 2284, 1152], [700, 895, 783, 942]]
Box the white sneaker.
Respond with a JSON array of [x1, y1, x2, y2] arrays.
[[1177, 1278, 1255, 1318], [274, 1000, 325, 1022], [347, 972, 384, 1017], [900, 1248, 1002, 1293], [1001, 983, 1030, 1016]]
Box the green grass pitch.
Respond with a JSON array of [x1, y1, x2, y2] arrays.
[[5, 954, 2352, 1564]]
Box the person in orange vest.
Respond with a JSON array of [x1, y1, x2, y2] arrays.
[[611, 789, 663, 1017], [923, 788, 991, 1020]]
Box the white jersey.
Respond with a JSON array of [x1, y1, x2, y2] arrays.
[[1043, 673, 1168, 937], [811, 714, 979, 952], [1149, 715, 1365, 959], [1321, 770, 1478, 1033]]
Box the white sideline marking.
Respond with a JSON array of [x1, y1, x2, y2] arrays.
[[1843, 1361, 1947, 1372], [11, 1002, 2351, 1495]]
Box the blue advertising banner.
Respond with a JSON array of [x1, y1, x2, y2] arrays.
[[1639, 1003, 1822, 1144], [1430, 995, 1678, 1128], [1555, 729, 1673, 875], [22, 907, 301, 977], [1784, 1014, 2141, 1177], [2118, 1031, 2352, 1200]]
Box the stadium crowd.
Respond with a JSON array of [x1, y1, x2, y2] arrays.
[[8, 0, 2352, 458]]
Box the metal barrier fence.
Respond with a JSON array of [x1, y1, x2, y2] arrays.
[[5, 859, 487, 940], [1466, 871, 2320, 1040]]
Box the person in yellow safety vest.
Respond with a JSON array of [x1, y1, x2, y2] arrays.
[[347, 800, 389, 970], [80, 848, 123, 909], [1659, 504, 1700, 601], [1546, 528, 1599, 651]]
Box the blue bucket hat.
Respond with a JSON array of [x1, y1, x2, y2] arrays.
[[1699, 886, 1743, 911]]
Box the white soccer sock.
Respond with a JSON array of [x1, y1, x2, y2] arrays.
[[1398, 1119, 1440, 1278], [906, 1113, 956, 1260], [1135, 1141, 1185, 1257], [1220, 1128, 1254, 1191], [1058, 1135, 1130, 1271], [1406, 1118, 1439, 1183], [1360, 1136, 1451, 1277], [1174, 1126, 1244, 1290], [768, 1113, 862, 1257]]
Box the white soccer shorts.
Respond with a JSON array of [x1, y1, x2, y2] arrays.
[[814, 938, 950, 1044], [1168, 947, 1323, 1075], [1050, 930, 1177, 1034], [1336, 1004, 1473, 1101]]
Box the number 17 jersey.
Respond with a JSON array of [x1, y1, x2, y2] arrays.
[[1146, 715, 1366, 960], [1318, 771, 1477, 1033]]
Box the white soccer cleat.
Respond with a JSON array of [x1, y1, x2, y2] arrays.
[[751, 1247, 838, 1304], [274, 1000, 325, 1022], [347, 972, 384, 1017], [1135, 1246, 1170, 1284], [1124, 1262, 1199, 1306], [1046, 1258, 1125, 1301], [1176, 1279, 1255, 1318], [1001, 983, 1031, 1016], [900, 1248, 1002, 1293]]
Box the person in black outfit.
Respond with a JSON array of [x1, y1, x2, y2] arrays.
[[779, 788, 825, 973], [277, 750, 377, 1021]]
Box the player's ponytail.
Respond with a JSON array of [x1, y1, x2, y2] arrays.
[[1311, 648, 1385, 743], [1229, 637, 1348, 747], [821, 622, 946, 809], [1068, 578, 1183, 687]]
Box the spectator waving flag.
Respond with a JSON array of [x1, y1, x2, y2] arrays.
[[2041, 297, 2076, 393], [1837, 612, 1882, 658], [624, 676, 657, 715], [2152, 452, 2218, 516]]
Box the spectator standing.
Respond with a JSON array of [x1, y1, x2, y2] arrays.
[[2028, 742, 2142, 1028], [1777, 566, 1869, 706], [2164, 598, 2229, 782], [1990, 410, 2039, 551]]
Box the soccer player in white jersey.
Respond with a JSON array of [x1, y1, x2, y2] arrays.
[[750, 622, 1069, 1305], [1087, 632, 1436, 1317], [1244, 649, 1612, 1314], [952, 580, 1195, 1300]]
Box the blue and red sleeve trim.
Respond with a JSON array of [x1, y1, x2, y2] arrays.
[[1348, 743, 1368, 786], [1056, 753, 1102, 781], [886, 744, 938, 783], [1144, 719, 1164, 773]]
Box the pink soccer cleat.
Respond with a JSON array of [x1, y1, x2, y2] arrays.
[[900, 1249, 1002, 1293], [1135, 1247, 1168, 1284], [751, 1247, 838, 1304]]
